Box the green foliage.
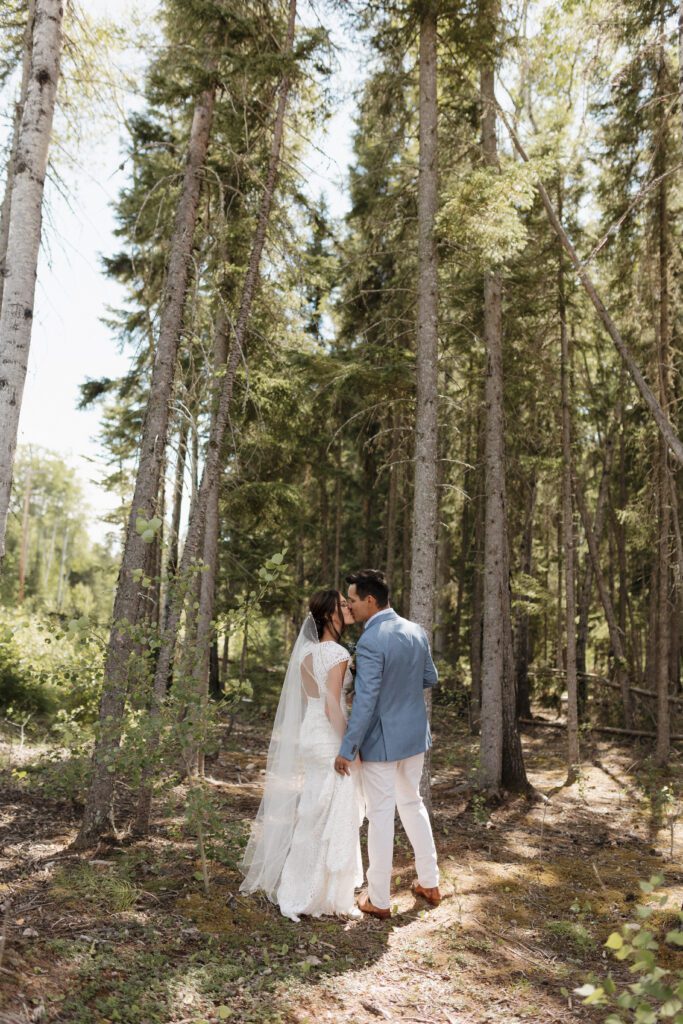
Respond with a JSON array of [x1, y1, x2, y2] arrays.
[[0, 608, 104, 726], [439, 160, 543, 269], [576, 874, 683, 1023]]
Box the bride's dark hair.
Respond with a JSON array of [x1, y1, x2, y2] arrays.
[[309, 589, 344, 642]]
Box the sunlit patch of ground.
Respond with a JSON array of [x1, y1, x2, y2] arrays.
[[0, 711, 681, 1023]]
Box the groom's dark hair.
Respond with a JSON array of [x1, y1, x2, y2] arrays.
[[345, 569, 389, 608]]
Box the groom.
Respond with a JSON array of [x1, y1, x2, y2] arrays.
[[334, 569, 441, 919]]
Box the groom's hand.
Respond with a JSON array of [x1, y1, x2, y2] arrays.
[[334, 755, 352, 776]]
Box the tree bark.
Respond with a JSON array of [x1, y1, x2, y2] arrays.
[[0, 0, 36, 314], [514, 470, 536, 719], [409, 0, 439, 632], [163, 420, 189, 637], [478, 47, 529, 793], [75, 84, 216, 849], [191, 311, 229, 775], [409, 0, 439, 808], [655, 49, 671, 767], [577, 436, 613, 714], [132, 0, 298, 834], [558, 222, 580, 780], [0, 0, 63, 558]]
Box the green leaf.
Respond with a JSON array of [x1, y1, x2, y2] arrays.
[[574, 984, 596, 998], [606, 932, 624, 950], [662, 1001, 683, 1018], [271, 553, 284, 564], [216, 1007, 232, 1020], [665, 931, 683, 947]]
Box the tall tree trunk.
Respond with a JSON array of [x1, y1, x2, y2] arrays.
[[469, 464, 484, 735], [576, 438, 613, 714], [0, 0, 63, 558], [655, 30, 672, 765], [0, 0, 36, 313], [558, 220, 580, 780], [479, 41, 528, 793], [452, 411, 474, 667], [501, 112, 683, 468], [191, 311, 229, 776], [163, 420, 189, 635], [75, 85, 216, 849], [409, 0, 439, 808], [514, 470, 536, 719], [132, 0, 298, 834], [385, 415, 399, 583]]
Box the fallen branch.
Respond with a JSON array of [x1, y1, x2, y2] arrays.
[[520, 718, 683, 741], [528, 668, 683, 706], [590, 675, 683, 706]]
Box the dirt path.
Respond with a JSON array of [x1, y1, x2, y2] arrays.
[[1, 708, 681, 1024]]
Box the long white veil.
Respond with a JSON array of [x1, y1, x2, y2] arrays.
[[239, 613, 319, 900]]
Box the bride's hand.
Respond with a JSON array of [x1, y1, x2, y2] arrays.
[[334, 755, 352, 776]]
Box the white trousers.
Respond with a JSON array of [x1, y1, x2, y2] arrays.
[[361, 752, 439, 910]]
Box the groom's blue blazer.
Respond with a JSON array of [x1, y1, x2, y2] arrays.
[[338, 608, 438, 763]]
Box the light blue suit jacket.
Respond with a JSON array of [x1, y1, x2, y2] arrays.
[[338, 608, 438, 763]]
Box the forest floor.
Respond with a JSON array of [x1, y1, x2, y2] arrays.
[[1, 702, 682, 1024]]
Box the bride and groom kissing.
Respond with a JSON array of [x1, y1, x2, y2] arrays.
[[240, 568, 441, 922]]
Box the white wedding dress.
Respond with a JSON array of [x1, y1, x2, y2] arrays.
[[240, 622, 364, 923], [277, 641, 364, 921]]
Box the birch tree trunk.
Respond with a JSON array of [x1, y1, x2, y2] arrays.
[[75, 85, 216, 849], [133, 0, 298, 834], [0, 0, 36, 314], [409, 0, 439, 808], [0, 0, 62, 559]]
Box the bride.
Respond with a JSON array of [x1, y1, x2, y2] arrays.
[[239, 590, 364, 922]]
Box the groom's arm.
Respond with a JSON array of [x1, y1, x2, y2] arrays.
[[337, 637, 383, 761], [422, 628, 438, 689]]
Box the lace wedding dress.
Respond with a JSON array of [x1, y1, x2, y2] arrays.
[[240, 620, 364, 923], [277, 640, 364, 921]]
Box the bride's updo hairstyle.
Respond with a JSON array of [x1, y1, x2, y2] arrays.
[[309, 589, 344, 642]]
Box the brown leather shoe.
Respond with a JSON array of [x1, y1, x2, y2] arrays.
[[412, 881, 441, 906], [358, 894, 391, 919]]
